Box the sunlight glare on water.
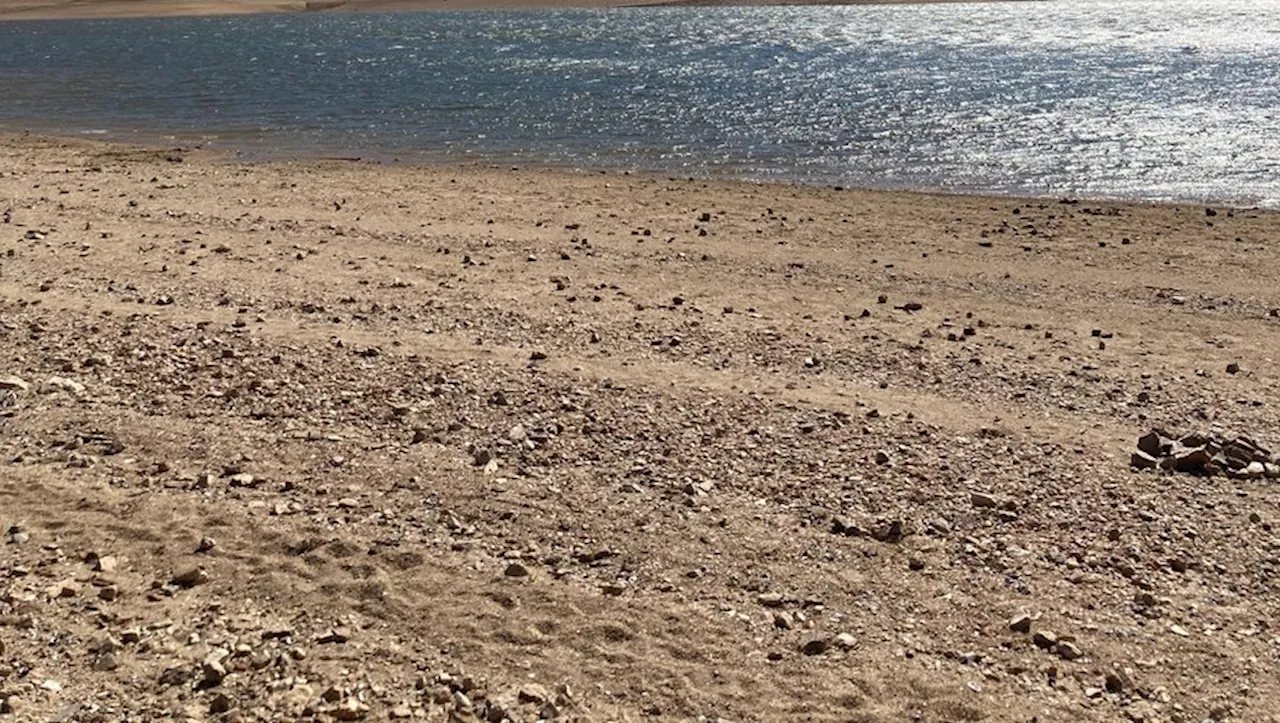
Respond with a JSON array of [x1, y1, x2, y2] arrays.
[[0, 0, 1278, 205]]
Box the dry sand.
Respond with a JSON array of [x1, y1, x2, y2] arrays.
[[0, 0, 995, 21], [1, 132, 1280, 722]]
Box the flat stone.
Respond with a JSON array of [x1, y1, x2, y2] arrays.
[[261, 626, 294, 640], [331, 698, 369, 721], [830, 516, 862, 537], [48, 579, 80, 598], [39, 376, 86, 395], [1130, 450, 1159, 470], [1008, 613, 1033, 634], [93, 555, 118, 573], [171, 567, 209, 588], [1032, 631, 1058, 649], [970, 491, 999, 509], [518, 684, 550, 704], [317, 627, 352, 644], [1055, 641, 1084, 660], [1180, 433, 1211, 448], [757, 592, 785, 607]]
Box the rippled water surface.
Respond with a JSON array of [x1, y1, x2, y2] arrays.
[[2, 0, 1279, 204]]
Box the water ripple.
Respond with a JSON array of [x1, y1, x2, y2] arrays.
[[1, 0, 1278, 206]]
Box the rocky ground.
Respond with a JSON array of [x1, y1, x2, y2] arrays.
[[1, 134, 1280, 722]]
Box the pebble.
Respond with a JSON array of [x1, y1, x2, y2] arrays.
[[1008, 613, 1032, 634], [518, 684, 550, 704], [0, 696, 24, 716], [1130, 450, 1159, 470], [1032, 631, 1058, 649], [171, 567, 209, 587], [331, 698, 370, 721], [1056, 641, 1084, 660], [39, 376, 86, 395], [800, 638, 830, 656], [209, 694, 235, 714], [203, 656, 228, 685], [757, 592, 785, 607], [317, 627, 352, 644], [832, 633, 856, 649], [970, 491, 999, 509]]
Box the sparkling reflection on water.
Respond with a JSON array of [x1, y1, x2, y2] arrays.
[[1, 0, 1278, 205]]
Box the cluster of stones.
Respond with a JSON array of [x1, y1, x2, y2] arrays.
[[1130, 429, 1280, 478]]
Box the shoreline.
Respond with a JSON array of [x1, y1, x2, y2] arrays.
[[1, 127, 1269, 213], [0, 0, 1029, 21]]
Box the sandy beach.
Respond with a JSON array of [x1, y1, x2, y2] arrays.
[[2, 132, 1280, 722]]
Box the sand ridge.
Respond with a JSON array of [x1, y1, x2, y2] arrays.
[[1, 133, 1280, 721]]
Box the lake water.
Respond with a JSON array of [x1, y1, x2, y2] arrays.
[[1, 0, 1279, 206]]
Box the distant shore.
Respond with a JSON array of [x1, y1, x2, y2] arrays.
[[0, 0, 1015, 22]]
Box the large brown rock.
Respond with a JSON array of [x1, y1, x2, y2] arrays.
[[1136, 431, 1163, 457], [1172, 447, 1212, 473]]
